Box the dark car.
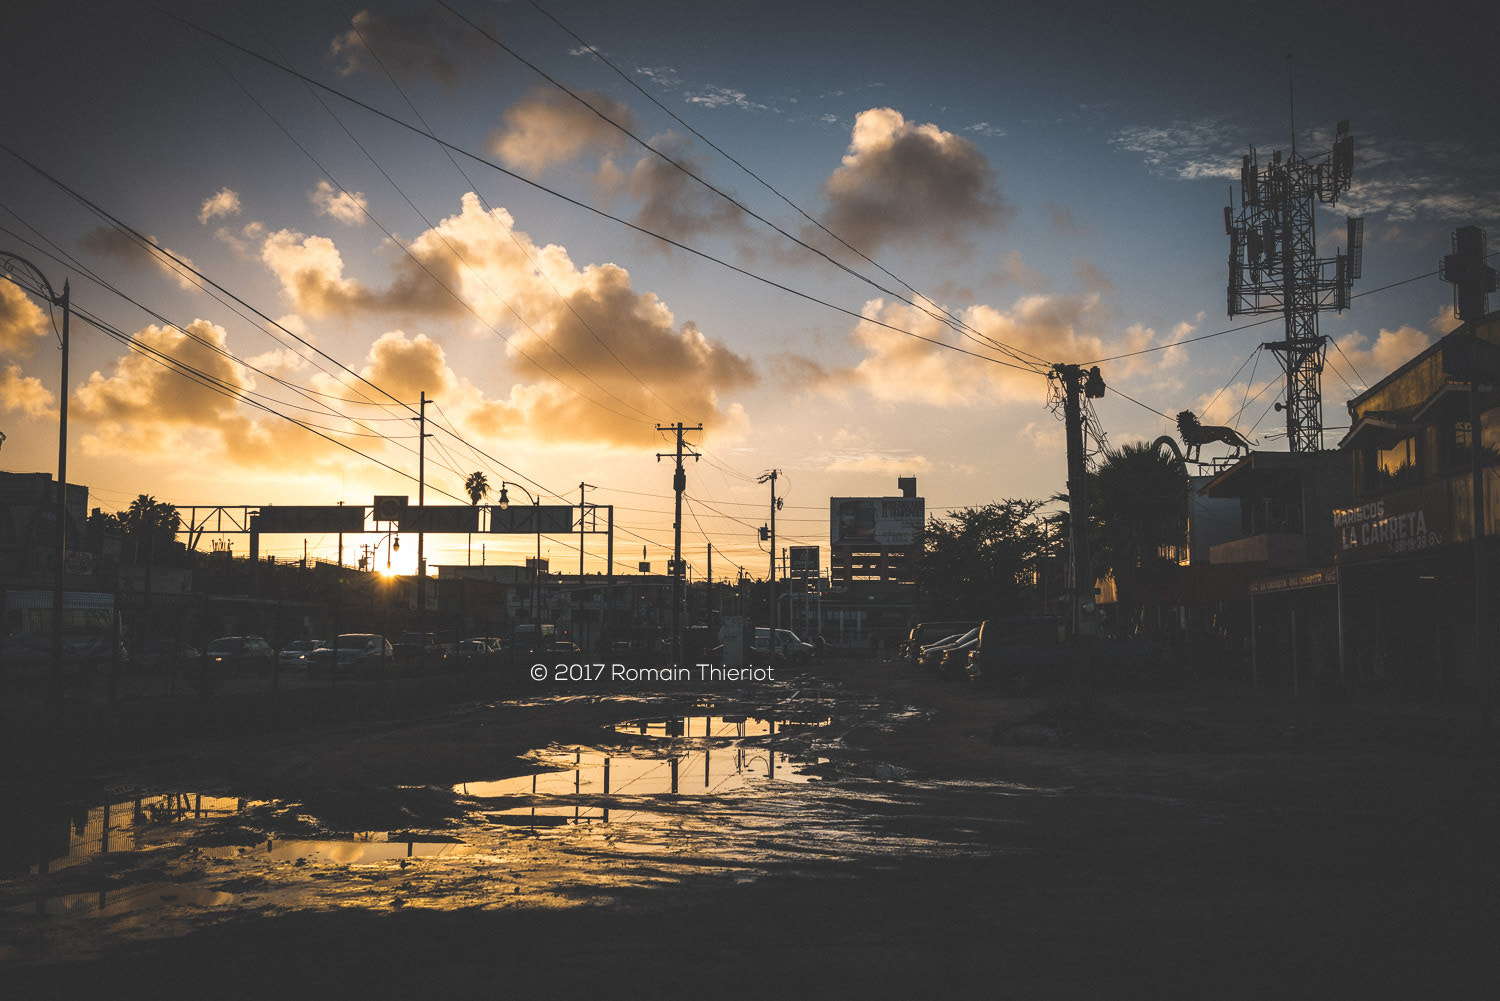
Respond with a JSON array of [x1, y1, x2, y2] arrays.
[[277, 639, 325, 671], [204, 636, 275, 676], [308, 634, 393, 673], [964, 617, 1071, 693]]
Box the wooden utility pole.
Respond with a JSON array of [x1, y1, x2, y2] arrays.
[[1052, 363, 1105, 700], [657, 423, 701, 668]]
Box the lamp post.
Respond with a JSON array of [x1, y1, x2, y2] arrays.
[[2, 252, 70, 684], [497, 483, 542, 638]]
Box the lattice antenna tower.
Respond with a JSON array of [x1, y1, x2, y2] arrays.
[[1224, 116, 1362, 452]]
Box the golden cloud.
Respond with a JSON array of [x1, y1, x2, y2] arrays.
[[198, 188, 242, 225], [1, 279, 50, 357], [489, 86, 638, 173], [311, 181, 370, 225], [819, 108, 1011, 252], [71, 319, 307, 466], [0, 362, 55, 417]]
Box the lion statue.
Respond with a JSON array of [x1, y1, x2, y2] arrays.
[[1176, 410, 1252, 462]]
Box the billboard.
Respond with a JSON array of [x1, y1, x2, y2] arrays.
[[789, 546, 820, 575], [488, 505, 575, 534], [399, 506, 480, 533], [253, 506, 366, 534], [830, 496, 924, 547]]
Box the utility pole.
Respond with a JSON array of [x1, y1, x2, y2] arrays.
[[706, 543, 713, 630], [658, 423, 701, 669], [3, 253, 69, 688], [758, 470, 782, 628], [411, 392, 431, 647], [1052, 363, 1105, 699]]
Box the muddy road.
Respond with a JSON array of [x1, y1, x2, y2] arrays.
[[2, 660, 1496, 998]]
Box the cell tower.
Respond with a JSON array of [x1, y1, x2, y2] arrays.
[[1224, 119, 1363, 452]]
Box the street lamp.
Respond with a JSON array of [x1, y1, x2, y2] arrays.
[[2, 252, 70, 683], [497, 483, 543, 637]]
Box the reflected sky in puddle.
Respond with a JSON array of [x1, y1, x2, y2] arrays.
[[0, 702, 1054, 964]]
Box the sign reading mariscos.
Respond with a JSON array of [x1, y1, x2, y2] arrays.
[[830, 496, 925, 547], [1333, 481, 1448, 562]]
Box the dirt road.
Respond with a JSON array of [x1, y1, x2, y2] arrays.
[[2, 659, 1496, 998]]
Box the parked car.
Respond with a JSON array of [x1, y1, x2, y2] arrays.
[[204, 636, 275, 676], [964, 617, 1071, 693], [444, 637, 498, 671], [544, 639, 583, 659], [903, 621, 980, 666], [277, 639, 325, 671], [309, 634, 392, 672], [753, 627, 815, 664]]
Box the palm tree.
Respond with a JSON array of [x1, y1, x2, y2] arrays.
[[463, 472, 489, 565], [1088, 442, 1189, 633], [463, 472, 490, 506], [121, 494, 180, 557]]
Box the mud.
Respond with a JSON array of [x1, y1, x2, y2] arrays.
[[1, 660, 1496, 998]]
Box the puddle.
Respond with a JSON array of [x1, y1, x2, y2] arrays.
[[0, 697, 1048, 964], [456, 743, 826, 803]]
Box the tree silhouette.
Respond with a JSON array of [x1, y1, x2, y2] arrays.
[[917, 499, 1060, 620], [1087, 442, 1189, 632], [464, 471, 490, 506]]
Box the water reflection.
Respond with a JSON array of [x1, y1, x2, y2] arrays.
[[4, 794, 258, 877], [457, 744, 824, 804], [613, 714, 831, 739]]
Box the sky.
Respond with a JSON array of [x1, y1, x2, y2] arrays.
[[1, 0, 1495, 578]]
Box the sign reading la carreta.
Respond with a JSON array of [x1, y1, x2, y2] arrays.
[[1333, 481, 1448, 562]]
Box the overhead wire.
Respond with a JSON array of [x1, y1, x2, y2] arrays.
[[153, 8, 1044, 377]]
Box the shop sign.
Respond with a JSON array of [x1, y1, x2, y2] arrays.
[[1332, 481, 1448, 563], [1249, 566, 1338, 595]]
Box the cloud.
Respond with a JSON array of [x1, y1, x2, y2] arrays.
[[311, 180, 370, 225], [0, 363, 55, 417], [841, 293, 1108, 406], [624, 134, 749, 243], [71, 319, 290, 465], [682, 85, 767, 112], [260, 229, 372, 316], [329, 8, 491, 89], [278, 194, 758, 446], [1073, 258, 1115, 295], [198, 188, 242, 224], [489, 86, 638, 173], [818, 108, 1011, 252], [1332, 323, 1434, 391], [1110, 119, 1243, 180], [1049, 204, 1083, 236], [0, 279, 51, 357], [78, 227, 200, 291], [357, 330, 456, 402], [825, 453, 932, 475], [993, 249, 1050, 292]]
